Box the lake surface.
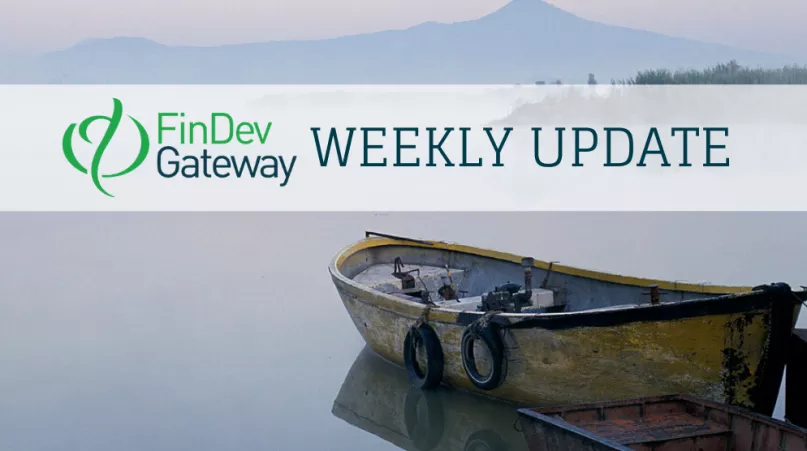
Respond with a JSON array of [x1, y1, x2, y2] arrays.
[[1, 213, 805, 450]]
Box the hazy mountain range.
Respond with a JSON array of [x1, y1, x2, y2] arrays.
[[0, 0, 801, 83]]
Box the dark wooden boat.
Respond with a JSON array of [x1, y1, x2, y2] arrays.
[[517, 394, 807, 451]]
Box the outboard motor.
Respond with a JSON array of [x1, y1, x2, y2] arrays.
[[479, 257, 535, 313]]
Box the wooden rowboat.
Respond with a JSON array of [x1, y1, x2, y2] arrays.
[[328, 232, 804, 415], [516, 394, 807, 450]]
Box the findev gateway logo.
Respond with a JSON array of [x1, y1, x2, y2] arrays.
[[62, 98, 149, 197], [62, 98, 295, 197]]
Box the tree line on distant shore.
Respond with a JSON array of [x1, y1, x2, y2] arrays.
[[536, 60, 807, 85], [625, 60, 807, 84]]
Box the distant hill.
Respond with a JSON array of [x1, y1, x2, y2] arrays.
[[1, 0, 801, 83]]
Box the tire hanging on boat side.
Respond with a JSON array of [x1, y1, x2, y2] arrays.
[[403, 323, 444, 389], [461, 321, 507, 390]]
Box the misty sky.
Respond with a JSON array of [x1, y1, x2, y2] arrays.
[[1, 0, 805, 56]]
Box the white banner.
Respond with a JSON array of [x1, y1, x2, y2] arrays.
[[0, 85, 804, 211]]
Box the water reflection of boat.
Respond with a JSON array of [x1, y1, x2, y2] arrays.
[[329, 233, 804, 414], [332, 347, 527, 451]]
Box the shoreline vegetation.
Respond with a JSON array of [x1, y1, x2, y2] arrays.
[[624, 60, 807, 85], [535, 61, 807, 85], [504, 61, 807, 124]]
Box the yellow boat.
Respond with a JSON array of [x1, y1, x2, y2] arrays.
[[329, 232, 804, 416]]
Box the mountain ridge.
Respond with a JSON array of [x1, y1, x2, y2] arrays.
[[3, 0, 802, 83]]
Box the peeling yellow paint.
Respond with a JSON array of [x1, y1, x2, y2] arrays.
[[330, 236, 786, 412], [338, 286, 772, 410]]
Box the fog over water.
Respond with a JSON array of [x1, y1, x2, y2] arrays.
[[0, 213, 804, 450]]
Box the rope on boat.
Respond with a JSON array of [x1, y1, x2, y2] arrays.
[[416, 273, 436, 304], [414, 304, 432, 329], [468, 310, 503, 332]]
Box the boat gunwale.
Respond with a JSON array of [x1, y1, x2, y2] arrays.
[[331, 236, 752, 292], [327, 236, 788, 326]]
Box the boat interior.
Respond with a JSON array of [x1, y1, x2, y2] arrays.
[[341, 242, 742, 314], [519, 395, 807, 451]]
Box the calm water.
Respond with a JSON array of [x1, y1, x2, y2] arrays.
[[0, 213, 805, 450]]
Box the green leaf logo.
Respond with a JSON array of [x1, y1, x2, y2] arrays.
[[62, 98, 150, 197]]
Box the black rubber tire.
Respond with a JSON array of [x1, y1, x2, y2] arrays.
[[404, 387, 445, 451], [461, 323, 507, 390], [403, 324, 444, 389]]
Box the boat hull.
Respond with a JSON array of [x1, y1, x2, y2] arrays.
[[330, 237, 802, 415]]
